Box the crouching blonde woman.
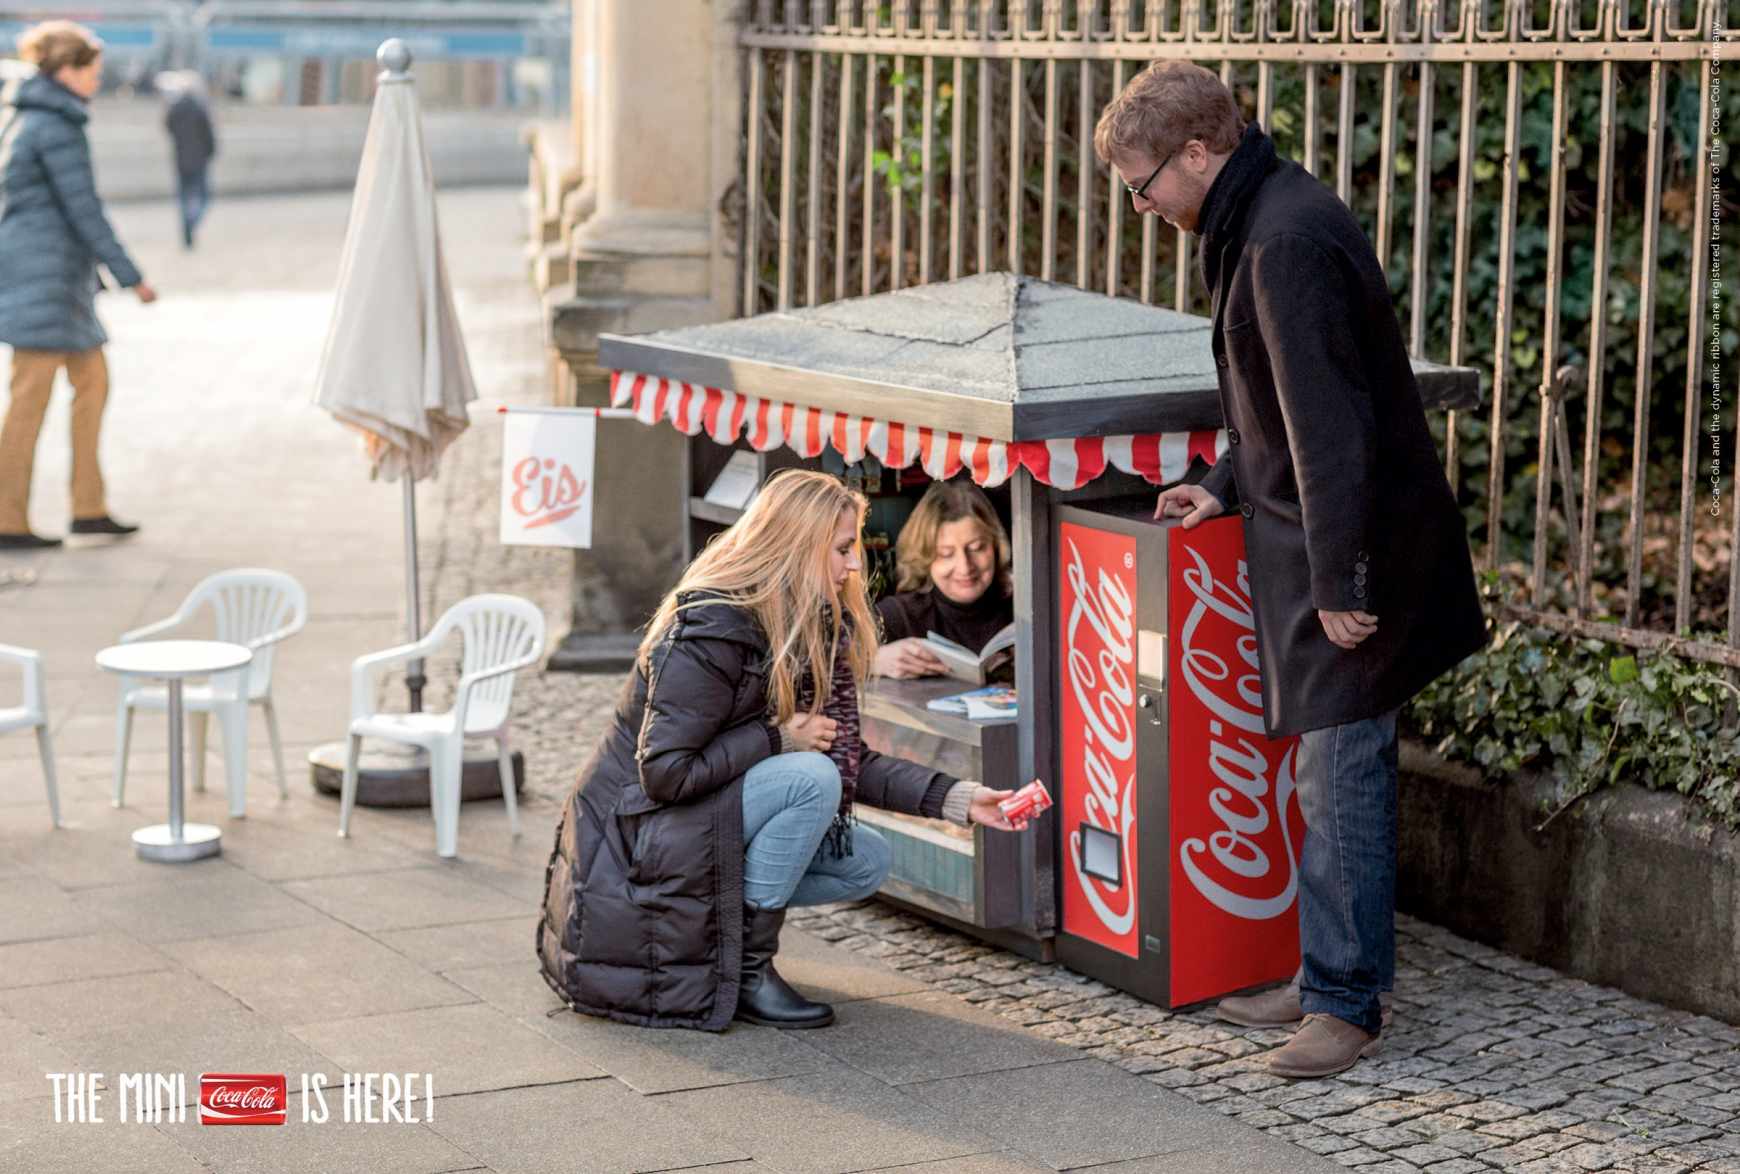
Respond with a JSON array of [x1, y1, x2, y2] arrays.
[[539, 470, 1020, 1030]]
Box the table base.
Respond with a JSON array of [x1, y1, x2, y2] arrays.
[[133, 823, 222, 863], [306, 741, 524, 808]]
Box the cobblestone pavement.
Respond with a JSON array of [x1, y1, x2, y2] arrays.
[[421, 360, 1740, 1174]]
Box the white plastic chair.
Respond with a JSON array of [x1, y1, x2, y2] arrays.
[[0, 644, 59, 827], [114, 569, 308, 818], [339, 594, 545, 858]]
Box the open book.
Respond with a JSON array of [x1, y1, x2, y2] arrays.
[[920, 622, 1016, 685]]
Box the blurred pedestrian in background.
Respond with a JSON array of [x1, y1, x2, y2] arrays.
[[159, 69, 215, 249], [0, 21, 155, 550]]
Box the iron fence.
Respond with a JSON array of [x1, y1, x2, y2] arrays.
[[737, 0, 1735, 668]]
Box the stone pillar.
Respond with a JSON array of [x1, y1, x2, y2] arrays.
[[545, 0, 742, 672], [560, 0, 598, 234]]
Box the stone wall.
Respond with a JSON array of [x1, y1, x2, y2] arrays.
[[1397, 741, 1740, 1023]]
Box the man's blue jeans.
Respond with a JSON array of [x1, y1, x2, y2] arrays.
[[1296, 708, 1400, 1036], [741, 751, 892, 911], [177, 168, 210, 246]]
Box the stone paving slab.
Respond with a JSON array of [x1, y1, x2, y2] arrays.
[[279, 866, 533, 934], [774, 924, 934, 1004], [425, 1079, 751, 1174], [0, 969, 249, 1036], [654, 1062, 1002, 1174], [856, 1153, 1054, 1172], [0, 932, 171, 992], [375, 917, 537, 973], [0, 874, 115, 944], [0, 1112, 209, 1173], [70, 866, 331, 943], [157, 1092, 478, 1174], [164, 921, 476, 1024], [213, 816, 432, 882], [0, 1014, 79, 1106], [289, 1002, 608, 1096], [799, 989, 1082, 1085], [907, 1056, 1342, 1171], [444, 959, 836, 1096]]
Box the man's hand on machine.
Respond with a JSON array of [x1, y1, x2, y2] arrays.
[[1154, 484, 1226, 529], [1319, 609, 1379, 650], [782, 713, 838, 753], [875, 638, 948, 679]]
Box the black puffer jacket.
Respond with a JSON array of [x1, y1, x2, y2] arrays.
[[538, 594, 955, 1031]]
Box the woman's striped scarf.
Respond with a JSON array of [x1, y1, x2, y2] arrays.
[[795, 615, 862, 859]]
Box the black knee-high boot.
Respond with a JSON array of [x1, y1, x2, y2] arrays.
[[735, 904, 834, 1028]]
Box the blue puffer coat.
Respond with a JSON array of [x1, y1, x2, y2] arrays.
[[0, 72, 143, 352]]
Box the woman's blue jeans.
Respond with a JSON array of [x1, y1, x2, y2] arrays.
[[1295, 708, 1401, 1036], [741, 752, 892, 911]]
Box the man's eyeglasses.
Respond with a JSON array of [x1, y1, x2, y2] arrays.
[[1125, 149, 1177, 200]]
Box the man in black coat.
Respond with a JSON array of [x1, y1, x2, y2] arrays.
[[1095, 62, 1486, 1078]]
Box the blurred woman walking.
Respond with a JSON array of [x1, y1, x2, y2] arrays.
[[0, 20, 155, 549]]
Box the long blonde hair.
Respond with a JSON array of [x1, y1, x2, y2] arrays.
[[640, 469, 877, 724]]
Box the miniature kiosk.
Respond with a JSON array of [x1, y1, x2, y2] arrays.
[[597, 274, 1476, 1008]]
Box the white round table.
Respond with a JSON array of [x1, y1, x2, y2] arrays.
[[96, 640, 253, 863]]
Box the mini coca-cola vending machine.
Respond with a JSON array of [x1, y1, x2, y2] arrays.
[[1053, 498, 1306, 1007]]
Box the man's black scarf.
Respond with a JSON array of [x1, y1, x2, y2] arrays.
[[1196, 123, 1278, 296]]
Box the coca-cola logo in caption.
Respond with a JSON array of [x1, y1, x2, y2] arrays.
[[1061, 534, 1139, 945], [208, 1086, 278, 1110], [1174, 546, 1301, 921], [199, 1073, 287, 1126]]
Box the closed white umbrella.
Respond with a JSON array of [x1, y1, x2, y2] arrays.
[[314, 39, 475, 710]]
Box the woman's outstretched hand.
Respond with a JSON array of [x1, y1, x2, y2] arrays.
[[782, 712, 838, 753], [968, 786, 1017, 831]]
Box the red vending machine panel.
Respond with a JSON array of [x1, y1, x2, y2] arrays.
[[1166, 518, 1306, 1006], [1057, 522, 1141, 961], [1054, 504, 1302, 1008]]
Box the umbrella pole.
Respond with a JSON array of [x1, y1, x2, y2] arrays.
[[403, 475, 426, 713]]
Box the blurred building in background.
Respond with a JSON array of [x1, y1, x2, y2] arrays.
[[0, 0, 569, 111]]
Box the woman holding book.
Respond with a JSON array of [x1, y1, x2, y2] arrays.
[[538, 470, 1022, 1032], [874, 480, 1016, 679]]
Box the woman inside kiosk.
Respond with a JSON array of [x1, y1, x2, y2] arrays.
[[539, 470, 1022, 1033], [873, 480, 1016, 679]]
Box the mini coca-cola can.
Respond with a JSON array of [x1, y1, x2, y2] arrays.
[[998, 779, 1053, 828]]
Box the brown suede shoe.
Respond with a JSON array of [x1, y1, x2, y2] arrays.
[[1217, 968, 1395, 1031], [1216, 973, 1304, 1028], [1267, 1013, 1380, 1079]]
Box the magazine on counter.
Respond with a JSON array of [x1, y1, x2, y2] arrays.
[[919, 622, 1017, 684], [925, 685, 1018, 723]]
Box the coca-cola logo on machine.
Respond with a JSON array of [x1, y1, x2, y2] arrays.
[[1167, 521, 1305, 1006], [1058, 524, 1141, 959]]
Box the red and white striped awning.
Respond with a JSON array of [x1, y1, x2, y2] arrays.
[[610, 371, 1226, 491]]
